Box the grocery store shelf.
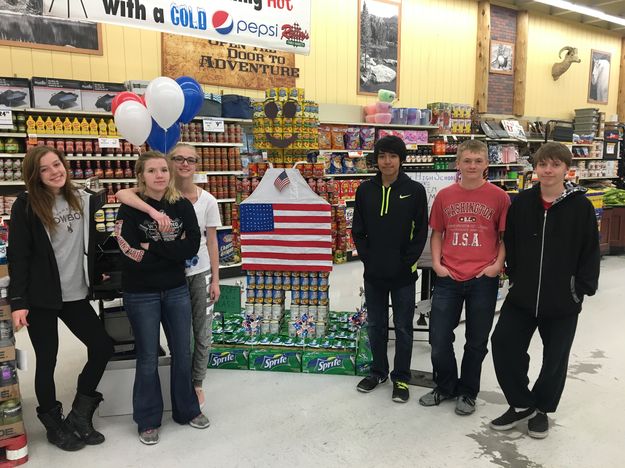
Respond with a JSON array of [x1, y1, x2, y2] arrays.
[[217, 225, 232, 231], [74, 178, 136, 183], [578, 176, 619, 180], [406, 143, 434, 149], [216, 198, 236, 203], [321, 121, 438, 130], [431, 134, 486, 139], [404, 162, 435, 166], [179, 141, 243, 147], [0, 132, 26, 138], [219, 262, 242, 269], [318, 149, 373, 153], [23, 108, 113, 116], [489, 163, 525, 167], [197, 170, 243, 175], [572, 157, 603, 160], [0, 181, 24, 186], [0, 153, 25, 158], [193, 116, 253, 124], [489, 178, 519, 183], [66, 156, 138, 161], [324, 173, 375, 178], [102, 203, 121, 209], [29, 133, 118, 139]]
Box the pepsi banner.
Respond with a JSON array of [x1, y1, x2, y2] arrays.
[[43, 0, 311, 55]]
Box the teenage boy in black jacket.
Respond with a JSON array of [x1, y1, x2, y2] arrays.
[[352, 135, 429, 403], [490, 142, 600, 439]]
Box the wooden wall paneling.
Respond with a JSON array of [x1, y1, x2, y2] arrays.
[[474, 1, 490, 112], [9, 49, 33, 78], [513, 11, 528, 116], [31, 50, 54, 77], [105, 25, 127, 82], [617, 37, 625, 122]]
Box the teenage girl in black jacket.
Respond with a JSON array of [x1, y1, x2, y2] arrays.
[[8, 146, 113, 451]]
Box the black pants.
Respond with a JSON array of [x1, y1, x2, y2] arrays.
[[491, 301, 578, 413], [27, 299, 114, 413], [365, 280, 416, 383]]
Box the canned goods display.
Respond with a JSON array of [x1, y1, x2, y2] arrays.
[[300, 274, 309, 291], [269, 321, 280, 334], [253, 303, 263, 317], [263, 289, 273, 303], [309, 272, 318, 291], [290, 304, 300, 321], [271, 304, 283, 320], [262, 303, 272, 319], [260, 320, 270, 334], [273, 273, 283, 290], [265, 272, 273, 290], [315, 322, 326, 336]]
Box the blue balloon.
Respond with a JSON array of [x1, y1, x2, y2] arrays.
[[175, 76, 202, 94], [146, 119, 181, 153], [178, 83, 204, 124]]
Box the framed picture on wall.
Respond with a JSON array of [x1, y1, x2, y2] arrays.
[[0, 3, 102, 55], [588, 50, 611, 105], [358, 0, 401, 96], [489, 40, 514, 75]]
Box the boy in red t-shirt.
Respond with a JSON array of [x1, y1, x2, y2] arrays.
[[419, 140, 510, 416]]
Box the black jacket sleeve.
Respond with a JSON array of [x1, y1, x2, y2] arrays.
[[7, 196, 31, 311], [148, 199, 201, 262], [403, 183, 429, 267], [503, 198, 517, 282], [351, 185, 369, 262], [575, 201, 600, 297]]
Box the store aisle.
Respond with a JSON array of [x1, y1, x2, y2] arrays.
[[13, 256, 625, 468]]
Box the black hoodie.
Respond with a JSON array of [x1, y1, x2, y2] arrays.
[[352, 172, 429, 288], [504, 182, 600, 318]]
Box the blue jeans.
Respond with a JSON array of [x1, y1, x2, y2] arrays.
[[365, 280, 416, 383], [124, 285, 200, 433], [429, 275, 499, 398]]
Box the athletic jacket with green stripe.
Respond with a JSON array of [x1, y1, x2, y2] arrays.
[[352, 171, 429, 288]]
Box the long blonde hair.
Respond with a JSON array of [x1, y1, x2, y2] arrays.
[[22, 146, 82, 231], [135, 151, 181, 203]]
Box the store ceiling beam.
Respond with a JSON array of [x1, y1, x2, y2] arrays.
[[474, 0, 491, 113], [617, 37, 625, 122], [513, 11, 529, 116]]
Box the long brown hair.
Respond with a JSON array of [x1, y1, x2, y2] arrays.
[[135, 151, 181, 203], [22, 146, 82, 231]]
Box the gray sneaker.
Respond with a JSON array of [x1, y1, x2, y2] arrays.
[[419, 389, 454, 407], [189, 413, 210, 429], [455, 395, 476, 415], [139, 428, 159, 445]]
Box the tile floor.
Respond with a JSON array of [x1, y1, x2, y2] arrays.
[[13, 255, 625, 468]]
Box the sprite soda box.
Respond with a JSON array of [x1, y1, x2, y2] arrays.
[[249, 349, 302, 373], [355, 329, 372, 376], [207, 347, 249, 370], [302, 351, 355, 375]]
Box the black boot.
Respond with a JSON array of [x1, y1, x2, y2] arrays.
[[37, 402, 86, 452], [66, 391, 105, 445]]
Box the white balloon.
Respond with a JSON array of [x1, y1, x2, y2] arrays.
[[145, 77, 184, 129], [114, 101, 152, 147]]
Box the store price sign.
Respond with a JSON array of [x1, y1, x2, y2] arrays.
[[203, 118, 225, 133], [0, 109, 12, 129], [98, 137, 120, 149]]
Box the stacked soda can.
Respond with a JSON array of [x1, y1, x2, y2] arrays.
[[244, 270, 330, 338]]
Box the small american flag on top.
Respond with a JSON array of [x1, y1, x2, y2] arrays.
[[274, 170, 290, 191], [240, 168, 333, 272]]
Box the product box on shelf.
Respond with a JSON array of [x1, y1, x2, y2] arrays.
[[31, 77, 83, 110], [301, 351, 355, 375], [81, 81, 127, 112], [0, 346, 15, 363], [248, 349, 302, 372], [124, 80, 149, 96], [0, 77, 31, 109], [207, 347, 249, 370], [0, 421, 24, 442]]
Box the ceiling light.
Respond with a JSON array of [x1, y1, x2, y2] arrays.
[[536, 0, 625, 27]]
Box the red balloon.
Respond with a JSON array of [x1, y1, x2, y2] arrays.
[[111, 92, 143, 115]]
